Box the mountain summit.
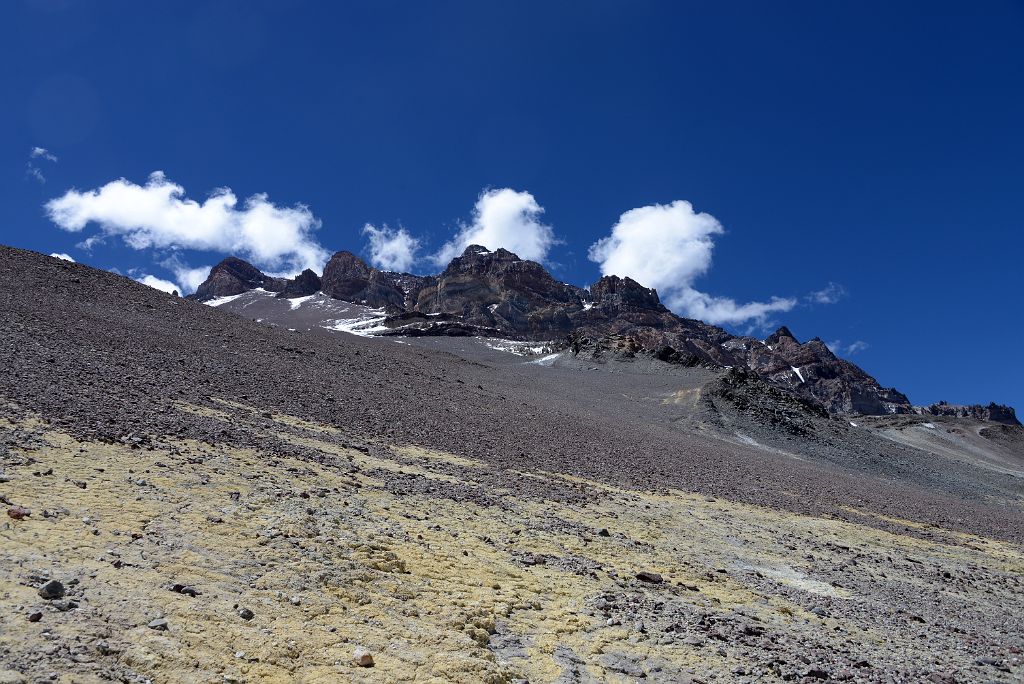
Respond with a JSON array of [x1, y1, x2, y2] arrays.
[[188, 246, 1016, 423]]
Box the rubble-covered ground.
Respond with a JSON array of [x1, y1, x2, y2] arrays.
[[2, 399, 1022, 683]]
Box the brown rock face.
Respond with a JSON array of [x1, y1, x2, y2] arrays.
[[275, 269, 322, 299], [743, 327, 913, 415], [922, 402, 1020, 426], [183, 247, 954, 419], [321, 251, 422, 310], [413, 246, 587, 339], [189, 257, 285, 301]]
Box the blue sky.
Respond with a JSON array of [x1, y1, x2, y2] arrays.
[[1, 1, 1022, 410]]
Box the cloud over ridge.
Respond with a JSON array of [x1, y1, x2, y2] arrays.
[[433, 188, 557, 266], [44, 171, 329, 275], [362, 223, 420, 272], [588, 200, 796, 326]]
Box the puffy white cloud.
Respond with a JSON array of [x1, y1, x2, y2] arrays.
[[433, 188, 557, 265], [49, 252, 74, 262], [362, 223, 419, 272], [136, 274, 179, 294], [44, 171, 329, 275], [588, 200, 796, 327]]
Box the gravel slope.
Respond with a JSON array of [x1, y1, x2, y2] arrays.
[[1, 244, 1022, 544]]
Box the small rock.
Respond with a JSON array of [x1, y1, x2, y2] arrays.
[[27, 611, 42, 622], [289, 596, 301, 606], [352, 647, 374, 667], [636, 571, 664, 584], [237, 607, 255, 620], [148, 618, 169, 631], [597, 528, 610, 537], [37, 580, 65, 600], [6, 506, 31, 520]]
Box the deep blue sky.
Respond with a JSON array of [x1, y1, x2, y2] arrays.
[[1, 1, 1021, 410]]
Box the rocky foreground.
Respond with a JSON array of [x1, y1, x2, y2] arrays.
[[1, 246, 1023, 683]]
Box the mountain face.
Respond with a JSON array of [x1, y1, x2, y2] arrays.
[[5, 244, 1024, 683], [190, 258, 321, 301], [187, 246, 1005, 420], [922, 401, 1019, 425], [320, 251, 423, 310]]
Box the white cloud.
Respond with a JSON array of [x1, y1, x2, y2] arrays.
[[362, 223, 419, 272], [44, 171, 329, 275], [49, 252, 74, 262], [160, 254, 213, 294], [433, 188, 557, 265], [136, 274, 179, 294], [587, 200, 796, 327], [808, 282, 846, 305], [826, 339, 869, 356], [31, 147, 58, 162], [27, 147, 58, 184]]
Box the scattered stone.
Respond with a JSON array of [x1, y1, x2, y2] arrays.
[[27, 611, 42, 622], [37, 580, 65, 600], [147, 618, 169, 631], [597, 528, 610, 537], [237, 607, 255, 620], [636, 571, 664, 584], [352, 647, 374, 667], [6, 506, 31, 520]]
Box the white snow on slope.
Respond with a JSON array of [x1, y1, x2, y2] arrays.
[[326, 311, 389, 337], [205, 292, 248, 307], [529, 353, 561, 367], [791, 366, 805, 383], [288, 294, 318, 310]]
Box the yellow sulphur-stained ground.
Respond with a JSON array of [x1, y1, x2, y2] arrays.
[[0, 405, 1022, 683]]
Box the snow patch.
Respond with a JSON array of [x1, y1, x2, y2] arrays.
[[288, 294, 317, 310], [791, 366, 805, 383], [205, 292, 247, 307], [922, 422, 936, 429], [528, 353, 561, 367], [326, 309, 389, 337]]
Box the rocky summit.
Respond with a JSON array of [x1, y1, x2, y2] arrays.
[[2, 245, 1022, 684], [188, 244, 1016, 425]]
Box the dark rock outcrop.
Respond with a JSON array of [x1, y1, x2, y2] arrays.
[[275, 269, 322, 299], [321, 251, 422, 311], [412, 246, 587, 339], [184, 246, 1004, 421], [743, 327, 913, 416], [189, 257, 285, 301], [921, 402, 1020, 426]]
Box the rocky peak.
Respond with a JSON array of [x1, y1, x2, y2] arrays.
[[921, 402, 1020, 426], [764, 326, 797, 347], [275, 269, 322, 299], [190, 257, 284, 301], [321, 251, 407, 310], [589, 275, 665, 312]]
